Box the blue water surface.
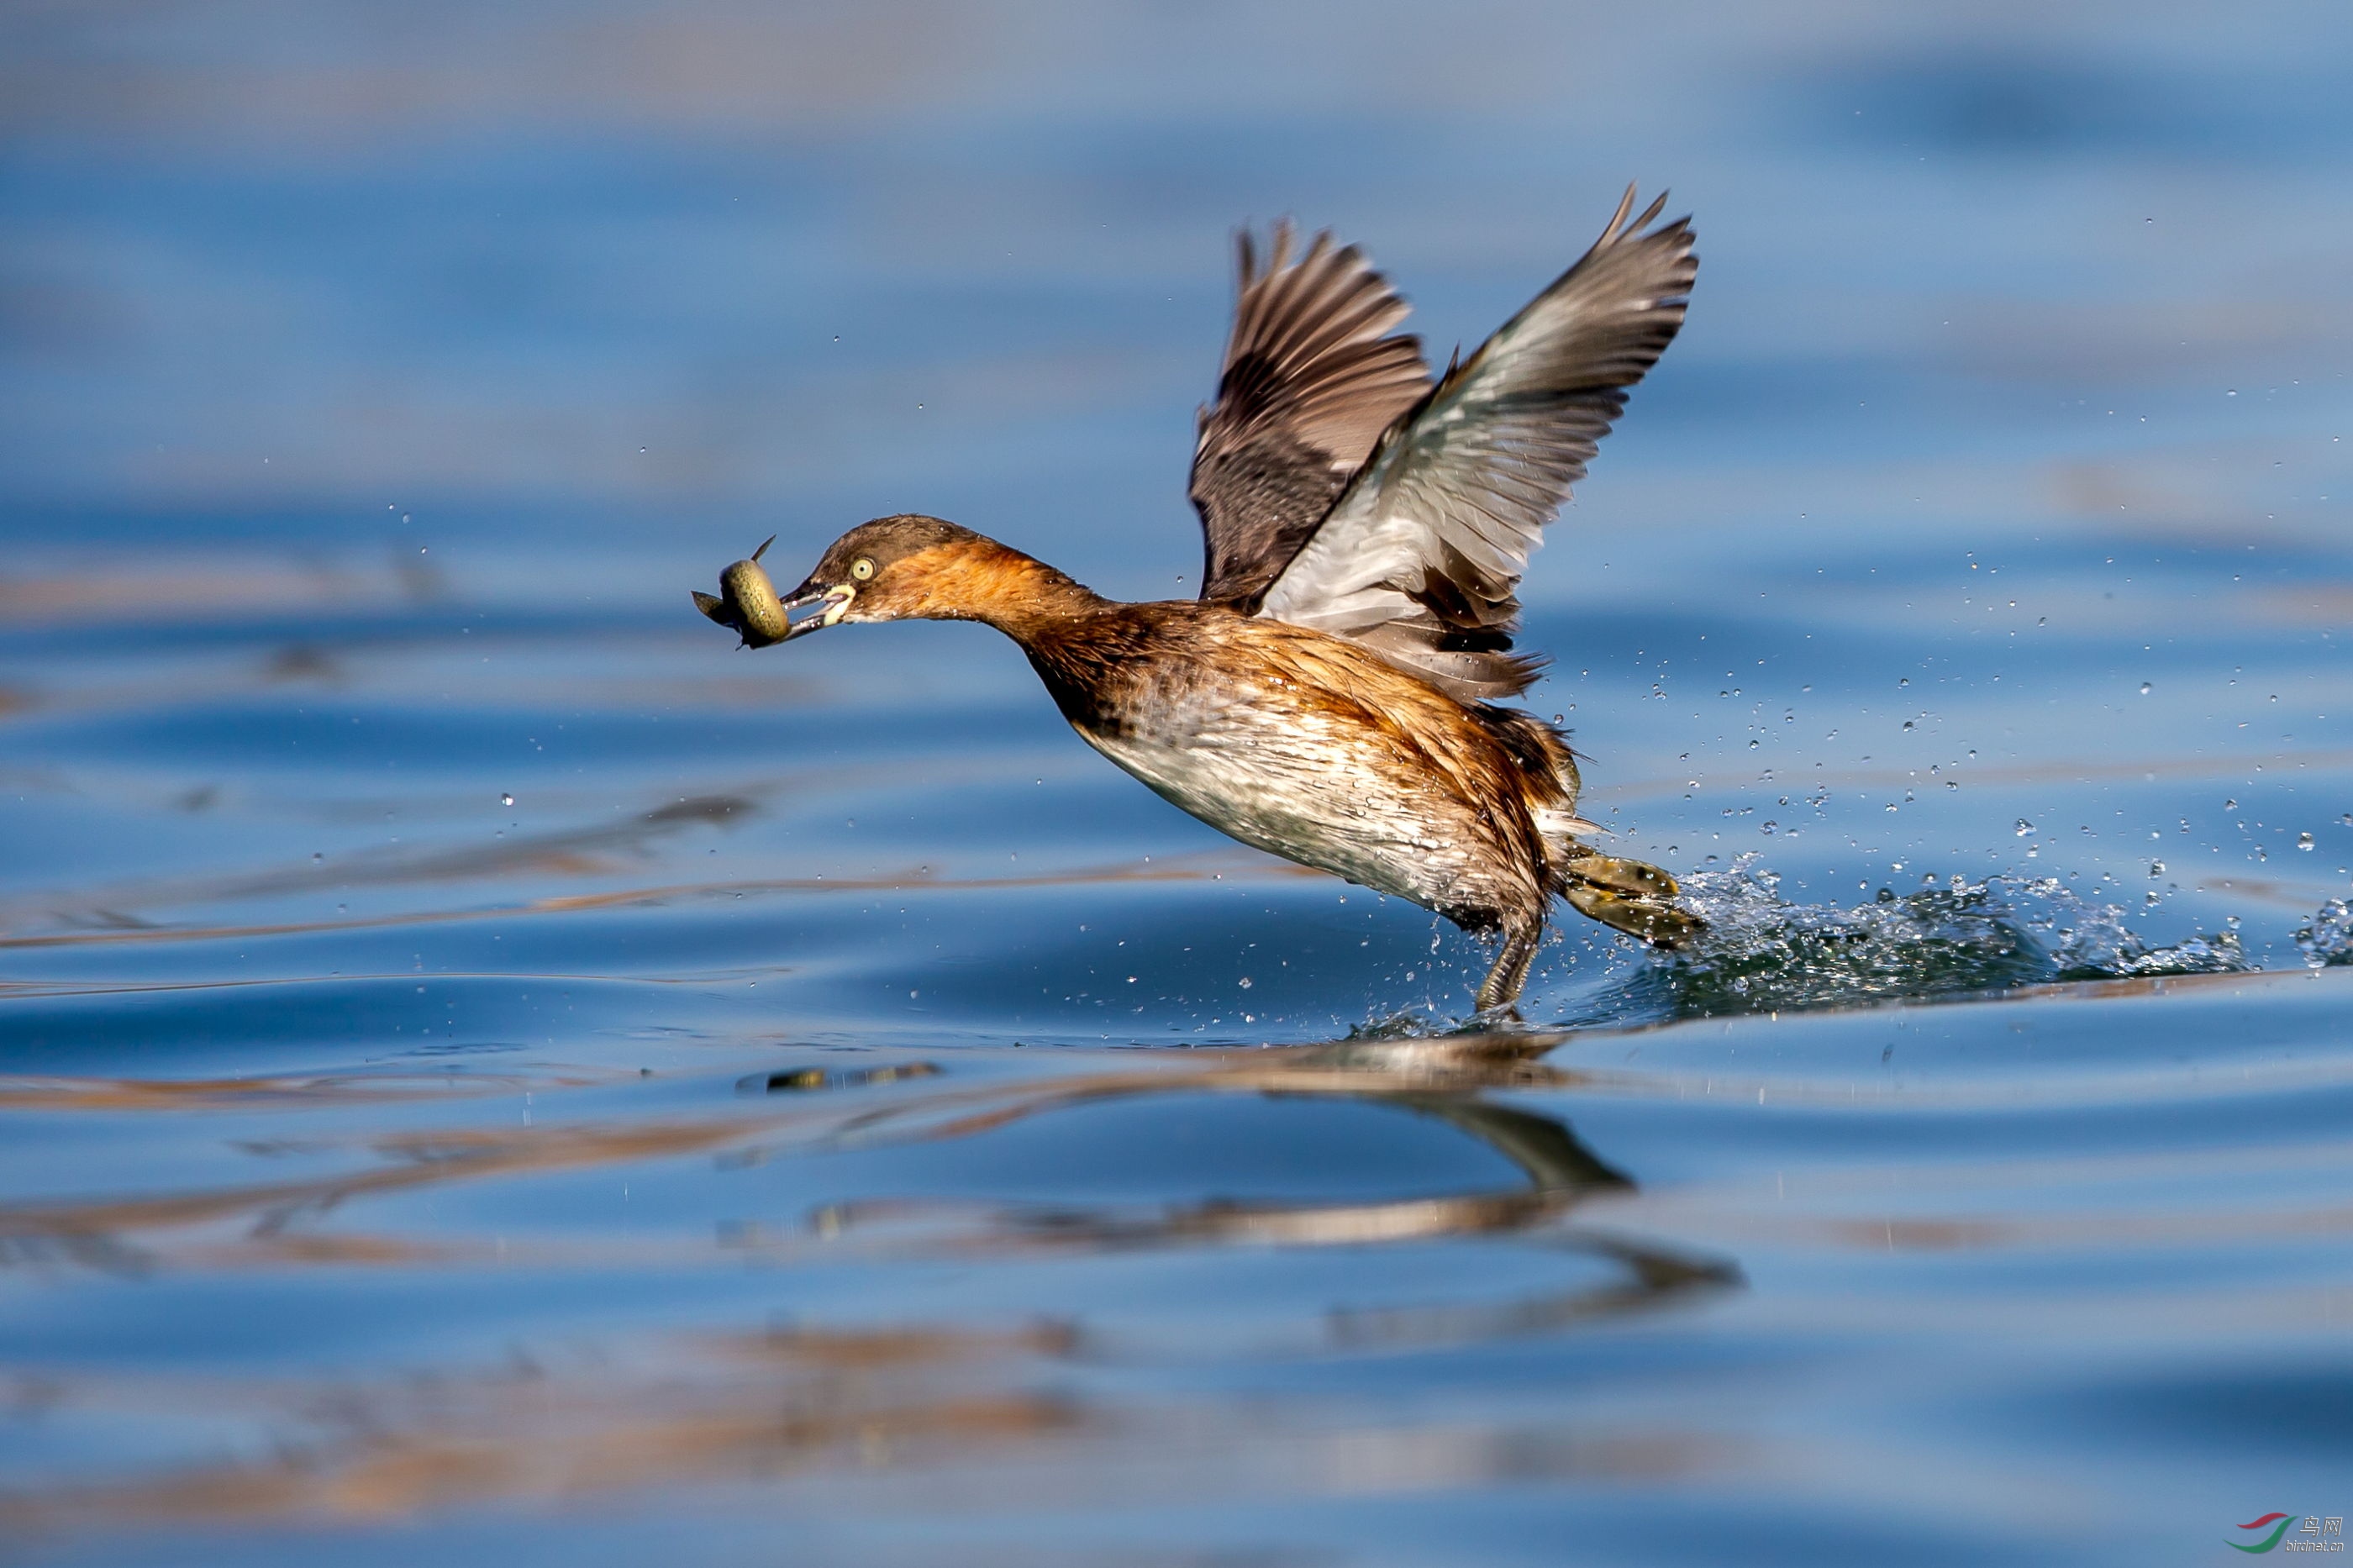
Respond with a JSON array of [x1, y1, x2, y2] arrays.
[[3, 3, 2351, 1564]]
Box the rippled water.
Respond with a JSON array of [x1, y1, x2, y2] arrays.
[[4, 3, 2352, 1564]]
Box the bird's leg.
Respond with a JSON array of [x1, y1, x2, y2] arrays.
[[1475, 922, 1541, 1013]]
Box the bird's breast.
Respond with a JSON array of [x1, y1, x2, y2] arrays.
[[1065, 666, 1518, 915]]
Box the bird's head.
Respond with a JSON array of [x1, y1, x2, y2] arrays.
[[692, 513, 984, 646]]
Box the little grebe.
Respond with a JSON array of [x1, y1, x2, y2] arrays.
[[696, 187, 1703, 1011]]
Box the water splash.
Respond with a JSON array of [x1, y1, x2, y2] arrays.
[[1575, 855, 2250, 1023], [2295, 899, 2353, 968]]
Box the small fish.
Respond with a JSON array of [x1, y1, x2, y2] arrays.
[[691, 535, 793, 647]]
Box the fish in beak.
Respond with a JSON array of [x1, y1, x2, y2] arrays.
[[691, 536, 848, 647]]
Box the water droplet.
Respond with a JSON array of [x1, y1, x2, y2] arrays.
[[2139, 681, 2151, 695], [2226, 388, 2239, 397], [2298, 832, 2315, 851], [1902, 719, 1915, 730], [2150, 861, 2166, 876], [501, 793, 514, 807], [1237, 976, 1253, 989], [2015, 818, 2035, 837], [1898, 677, 1910, 687]]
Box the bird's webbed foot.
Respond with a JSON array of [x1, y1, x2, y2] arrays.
[[1558, 853, 1706, 951]]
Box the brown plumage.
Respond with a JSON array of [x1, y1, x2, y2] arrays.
[[696, 189, 1704, 1012], [1191, 222, 1431, 604]]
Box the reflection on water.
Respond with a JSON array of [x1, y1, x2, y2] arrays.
[[5, 1314, 1745, 1539], [3, 1036, 1738, 1539], [8, 977, 2351, 1561], [6, 0, 2353, 1562], [6, 1321, 1092, 1533], [1, 1034, 1687, 1275], [3, 795, 759, 934]]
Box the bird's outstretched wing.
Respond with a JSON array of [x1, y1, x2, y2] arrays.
[[1189, 222, 1432, 605], [1252, 188, 1697, 701]]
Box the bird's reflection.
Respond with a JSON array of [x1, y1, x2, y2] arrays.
[[720, 1031, 1735, 1350], [0, 1031, 1742, 1534], [2, 1032, 1737, 1303]]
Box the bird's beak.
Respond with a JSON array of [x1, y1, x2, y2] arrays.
[[775, 583, 855, 641]]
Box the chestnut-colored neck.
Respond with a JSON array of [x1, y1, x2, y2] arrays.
[[895, 535, 1110, 644]]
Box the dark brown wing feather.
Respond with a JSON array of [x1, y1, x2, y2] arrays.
[[1190, 222, 1432, 605], [1254, 188, 1698, 702]]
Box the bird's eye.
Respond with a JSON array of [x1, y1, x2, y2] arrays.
[[850, 557, 876, 581]]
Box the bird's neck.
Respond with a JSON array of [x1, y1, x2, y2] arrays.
[[905, 536, 1111, 644]]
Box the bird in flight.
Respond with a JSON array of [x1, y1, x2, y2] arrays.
[[696, 187, 1704, 1011]]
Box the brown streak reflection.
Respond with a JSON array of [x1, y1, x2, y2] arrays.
[[0, 560, 382, 624], [0, 848, 1298, 951], [0, 1068, 616, 1112], [0, 1323, 1088, 1533], [2194, 873, 2349, 909], [0, 970, 761, 1002], [1820, 1200, 2353, 1254], [1593, 745, 2353, 804], [0, 1314, 1744, 1537], [3, 794, 761, 934]]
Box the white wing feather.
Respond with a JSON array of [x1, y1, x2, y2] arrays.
[[1254, 187, 1698, 699]]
